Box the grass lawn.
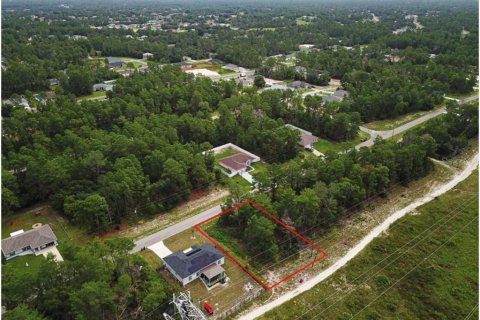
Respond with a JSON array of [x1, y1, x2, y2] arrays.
[[3, 254, 46, 272], [214, 148, 239, 161], [135, 248, 163, 269], [444, 89, 478, 99], [231, 175, 253, 194], [2, 204, 88, 245], [363, 104, 444, 131], [312, 131, 371, 154], [162, 228, 262, 313], [77, 90, 106, 101], [296, 18, 312, 25], [260, 171, 479, 320]]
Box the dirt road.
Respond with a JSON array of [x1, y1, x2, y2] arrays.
[[238, 153, 478, 320]]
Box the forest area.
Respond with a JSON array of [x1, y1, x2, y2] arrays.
[[1, 0, 478, 319]]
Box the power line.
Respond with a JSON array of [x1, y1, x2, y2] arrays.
[[350, 214, 478, 319], [302, 196, 477, 320]]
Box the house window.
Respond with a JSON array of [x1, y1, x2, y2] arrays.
[[196, 272, 200, 277]]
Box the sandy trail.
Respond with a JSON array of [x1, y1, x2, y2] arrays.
[[238, 153, 478, 320]]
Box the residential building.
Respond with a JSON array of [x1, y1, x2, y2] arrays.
[[93, 83, 113, 91], [1, 225, 58, 260], [142, 52, 154, 60], [164, 243, 226, 287], [107, 57, 125, 68]]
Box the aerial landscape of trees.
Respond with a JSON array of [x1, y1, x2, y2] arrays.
[[1, 0, 478, 318]]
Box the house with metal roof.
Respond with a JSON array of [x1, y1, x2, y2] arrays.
[[164, 243, 226, 287], [1, 225, 58, 260]]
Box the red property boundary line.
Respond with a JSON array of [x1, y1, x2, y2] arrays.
[[193, 200, 328, 290]]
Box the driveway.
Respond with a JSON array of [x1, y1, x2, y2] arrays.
[[38, 246, 64, 262], [148, 241, 173, 259], [131, 205, 223, 253]]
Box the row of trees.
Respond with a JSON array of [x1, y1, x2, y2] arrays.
[[2, 238, 173, 320]]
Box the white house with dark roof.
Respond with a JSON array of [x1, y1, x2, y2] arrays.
[[163, 243, 226, 287], [1, 225, 58, 260]]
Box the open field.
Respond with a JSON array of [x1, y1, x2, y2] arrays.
[[363, 104, 444, 131], [259, 170, 478, 320], [296, 18, 312, 25], [162, 228, 262, 313], [77, 90, 106, 101], [313, 131, 370, 154]]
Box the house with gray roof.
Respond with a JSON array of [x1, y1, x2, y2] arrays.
[[107, 57, 125, 68], [1, 225, 58, 260], [164, 243, 226, 287], [93, 83, 113, 91]]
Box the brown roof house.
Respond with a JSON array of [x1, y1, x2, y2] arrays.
[[204, 143, 261, 183], [2, 225, 58, 260], [285, 124, 319, 148]]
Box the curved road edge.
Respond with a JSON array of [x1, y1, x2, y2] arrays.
[[238, 153, 479, 320]]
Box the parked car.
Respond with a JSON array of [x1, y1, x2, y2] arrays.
[[240, 72, 246, 77], [204, 302, 214, 315], [360, 137, 368, 142], [304, 146, 314, 152]]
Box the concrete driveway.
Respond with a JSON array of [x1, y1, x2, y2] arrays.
[[38, 246, 64, 262], [148, 241, 173, 259]]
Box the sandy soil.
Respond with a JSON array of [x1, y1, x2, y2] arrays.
[[238, 153, 478, 319]]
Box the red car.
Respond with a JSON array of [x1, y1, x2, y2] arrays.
[[204, 302, 214, 315]]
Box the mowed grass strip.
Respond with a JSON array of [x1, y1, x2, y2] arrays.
[[260, 171, 478, 320]]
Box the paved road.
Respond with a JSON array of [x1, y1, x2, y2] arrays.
[[239, 153, 478, 320], [356, 94, 478, 150], [131, 205, 222, 253]]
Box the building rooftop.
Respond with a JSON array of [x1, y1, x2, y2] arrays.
[[219, 153, 255, 171], [2, 225, 57, 256], [164, 243, 223, 279]]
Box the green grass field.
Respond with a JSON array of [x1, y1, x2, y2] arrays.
[[77, 90, 106, 101], [445, 89, 478, 99], [313, 131, 370, 154], [363, 105, 444, 131], [260, 171, 479, 320], [296, 18, 312, 25]]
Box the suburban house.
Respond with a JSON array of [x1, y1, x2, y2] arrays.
[[180, 61, 193, 69], [287, 81, 311, 89], [223, 63, 240, 72], [322, 89, 349, 103], [264, 83, 289, 92], [118, 69, 134, 77], [93, 83, 113, 91], [107, 57, 125, 68], [285, 53, 296, 60], [285, 124, 318, 149], [48, 78, 60, 86], [299, 44, 315, 51], [142, 52, 154, 59], [1, 225, 58, 260], [208, 58, 224, 64], [164, 243, 226, 287]]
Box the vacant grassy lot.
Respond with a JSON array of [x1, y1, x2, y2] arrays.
[[313, 131, 369, 154], [260, 171, 478, 320], [296, 18, 312, 25], [445, 89, 478, 99], [363, 105, 444, 131], [162, 228, 262, 313], [77, 90, 106, 101]]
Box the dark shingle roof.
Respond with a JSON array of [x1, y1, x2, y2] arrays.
[[219, 153, 255, 171], [2, 225, 57, 255], [164, 243, 224, 278]]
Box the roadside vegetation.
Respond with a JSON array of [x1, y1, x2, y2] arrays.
[[260, 171, 478, 320]]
